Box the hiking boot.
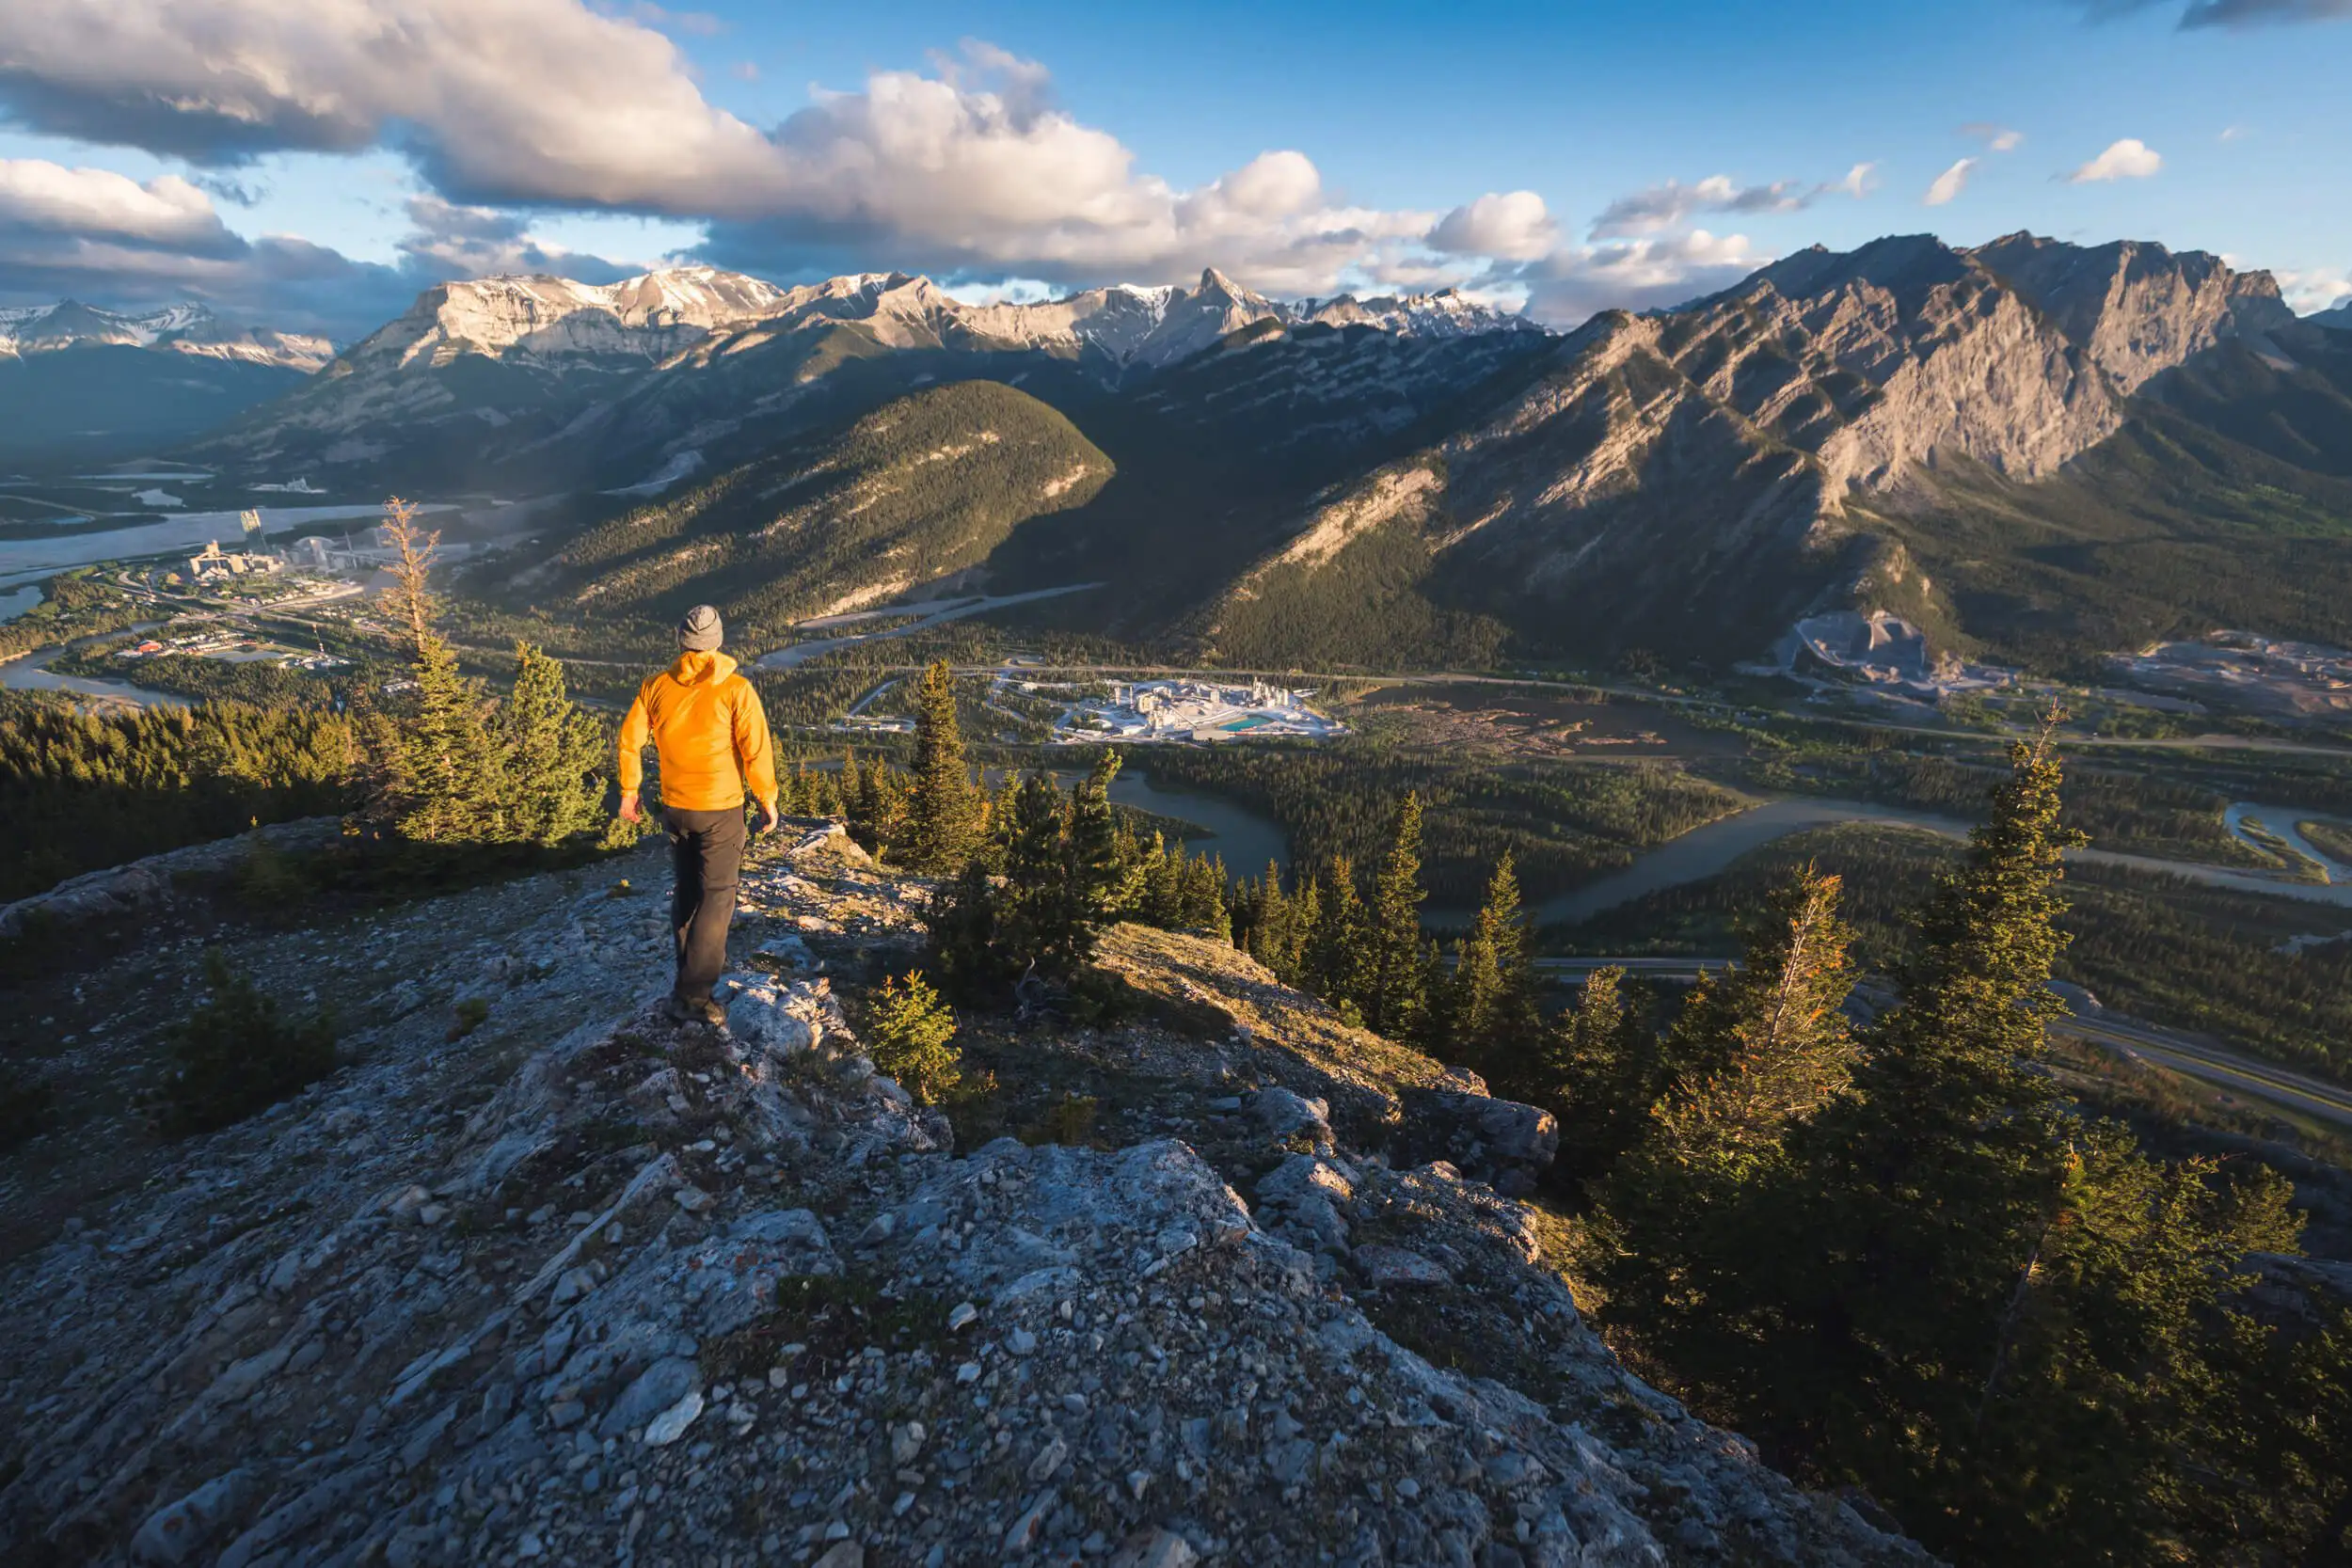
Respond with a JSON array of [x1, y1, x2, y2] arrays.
[[665, 994, 727, 1028]]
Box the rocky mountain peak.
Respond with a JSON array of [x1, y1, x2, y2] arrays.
[[0, 297, 333, 371], [1966, 230, 2294, 390]]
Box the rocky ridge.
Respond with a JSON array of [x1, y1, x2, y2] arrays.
[[1208, 230, 2339, 664], [0, 823, 1925, 1567], [0, 300, 334, 372], [330, 266, 1534, 385]]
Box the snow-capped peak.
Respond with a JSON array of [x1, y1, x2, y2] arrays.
[[344, 263, 1549, 377], [0, 298, 333, 370]]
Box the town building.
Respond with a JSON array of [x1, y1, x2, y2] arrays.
[[183, 540, 283, 581]]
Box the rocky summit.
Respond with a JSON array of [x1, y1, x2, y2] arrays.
[[0, 821, 1923, 1568]]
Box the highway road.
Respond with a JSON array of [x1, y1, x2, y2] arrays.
[[2055, 1013, 2352, 1132], [1530, 955, 2352, 1132]]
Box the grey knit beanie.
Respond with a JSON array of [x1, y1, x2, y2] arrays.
[[678, 604, 723, 652]]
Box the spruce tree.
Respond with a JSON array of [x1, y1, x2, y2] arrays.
[[1588, 866, 1861, 1406], [863, 971, 961, 1105], [1444, 850, 1535, 1069], [1179, 852, 1232, 940], [374, 621, 501, 844], [1138, 832, 1184, 927], [1240, 860, 1293, 978], [901, 660, 981, 873], [995, 768, 1074, 975], [1362, 792, 1430, 1041], [496, 641, 605, 847], [1069, 751, 1131, 929], [925, 858, 1008, 1002], [1759, 728, 2086, 1487], [1304, 856, 1370, 1024], [1511, 964, 1660, 1182], [1649, 864, 1858, 1168]]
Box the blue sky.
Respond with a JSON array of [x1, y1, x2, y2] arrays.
[[0, 0, 2343, 336]]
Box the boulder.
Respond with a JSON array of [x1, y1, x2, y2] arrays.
[[1396, 1085, 1558, 1196], [1248, 1085, 1333, 1147]]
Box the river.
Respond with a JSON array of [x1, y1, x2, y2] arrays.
[[2221, 801, 2352, 885], [1103, 770, 1289, 878], [0, 623, 187, 707], [0, 503, 450, 590]]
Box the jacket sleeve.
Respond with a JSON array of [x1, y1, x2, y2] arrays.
[[617, 685, 652, 796], [732, 678, 778, 809]]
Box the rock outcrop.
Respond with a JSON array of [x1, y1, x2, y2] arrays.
[[0, 827, 1926, 1566], [0, 817, 342, 940]]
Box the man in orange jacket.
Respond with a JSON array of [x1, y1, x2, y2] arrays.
[[617, 604, 779, 1026]]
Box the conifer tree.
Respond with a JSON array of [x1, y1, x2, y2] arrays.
[[496, 641, 606, 847], [1588, 866, 1861, 1401], [1279, 870, 1322, 990], [1509, 964, 1660, 1182], [1304, 855, 1371, 1024], [1443, 850, 1535, 1069], [1649, 864, 1858, 1168], [1239, 860, 1295, 979], [362, 499, 500, 844], [1362, 792, 1430, 1040], [924, 858, 1007, 1002], [1753, 725, 2086, 1490], [1179, 851, 1232, 940], [1069, 751, 1131, 927], [862, 971, 961, 1105], [1138, 832, 1184, 927], [995, 768, 1074, 974], [901, 660, 981, 872]]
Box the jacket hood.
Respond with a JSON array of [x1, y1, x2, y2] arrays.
[[667, 650, 737, 686]]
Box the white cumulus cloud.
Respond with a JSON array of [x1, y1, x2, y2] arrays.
[[0, 0, 788, 214], [2068, 137, 2164, 182], [1517, 230, 1766, 325], [0, 161, 241, 253], [2273, 266, 2352, 314], [1427, 192, 1558, 261], [0, 8, 1480, 298], [1924, 158, 1979, 206]]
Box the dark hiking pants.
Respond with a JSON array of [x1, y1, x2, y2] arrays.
[[664, 805, 746, 1006]]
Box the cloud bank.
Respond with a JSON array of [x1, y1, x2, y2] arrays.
[[0, 2, 1868, 331]]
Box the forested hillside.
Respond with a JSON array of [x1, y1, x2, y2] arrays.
[[522, 381, 1111, 645]]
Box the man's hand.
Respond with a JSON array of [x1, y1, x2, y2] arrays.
[[754, 800, 780, 836], [618, 790, 643, 824]]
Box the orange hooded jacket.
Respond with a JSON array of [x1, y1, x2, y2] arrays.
[[616, 650, 777, 814]]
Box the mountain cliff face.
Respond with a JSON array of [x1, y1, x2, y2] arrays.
[[0, 822, 1928, 1567], [1207, 232, 2352, 670]]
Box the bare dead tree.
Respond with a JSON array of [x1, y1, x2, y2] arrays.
[[380, 496, 441, 653]]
